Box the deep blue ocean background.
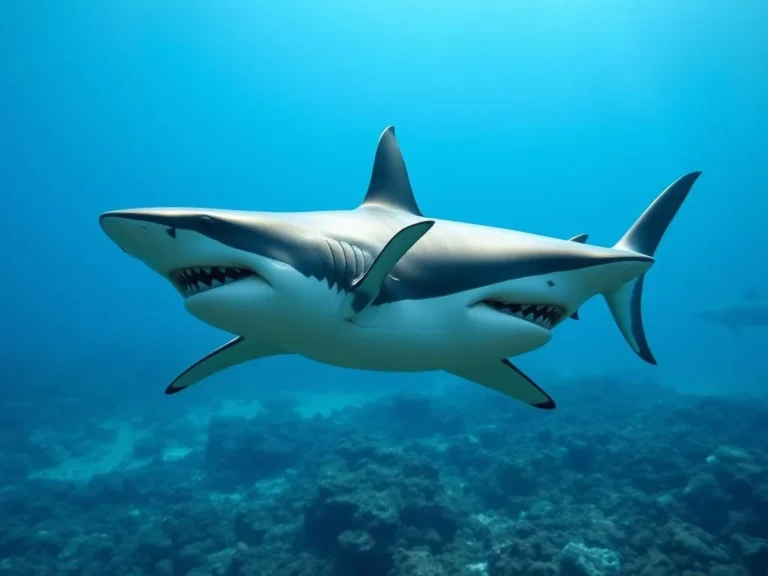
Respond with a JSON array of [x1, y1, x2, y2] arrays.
[[2, 2, 768, 575]]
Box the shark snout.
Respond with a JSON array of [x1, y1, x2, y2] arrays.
[[99, 209, 224, 277], [100, 211, 177, 261], [99, 209, 274, 297]]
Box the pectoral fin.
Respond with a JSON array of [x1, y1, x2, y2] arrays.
[[347, 220, 434, 316], [447, 359, 555, 409], [166, 337, 287, 394]]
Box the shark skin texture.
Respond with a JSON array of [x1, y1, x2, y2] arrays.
[[99, 126, 702, 409], [696, 287, 768, 335]]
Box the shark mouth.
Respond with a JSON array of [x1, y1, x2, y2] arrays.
[[481, 300, 566, 329], [169, 267, 255, 298]]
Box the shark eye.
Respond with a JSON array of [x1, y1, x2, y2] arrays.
[[199, 216, 213, 227]]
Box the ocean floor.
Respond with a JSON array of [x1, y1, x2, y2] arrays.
[[2, 376, 768, 575]]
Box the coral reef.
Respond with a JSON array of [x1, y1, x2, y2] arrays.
[[1, 376, 767, 575]]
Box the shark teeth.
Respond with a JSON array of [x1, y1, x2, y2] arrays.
[[169, 267, 254, 298], [482, 300, 565, 330]]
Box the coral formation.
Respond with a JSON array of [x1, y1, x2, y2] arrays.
[[1, 377, 767, 574]]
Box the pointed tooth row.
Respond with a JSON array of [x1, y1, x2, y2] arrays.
[[484, 301, 565, 329], [169, 267, 253, 297]]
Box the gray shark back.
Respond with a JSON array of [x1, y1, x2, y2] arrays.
[[286, 208, 648, 304]]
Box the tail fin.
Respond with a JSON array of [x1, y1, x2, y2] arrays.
[[603, 172, 702, 364]]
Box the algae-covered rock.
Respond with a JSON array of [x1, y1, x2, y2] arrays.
[[560, 542, 620, 576]]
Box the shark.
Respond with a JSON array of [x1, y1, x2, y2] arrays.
[[696, 287, 768, 334], [99, 126, 701, 409]]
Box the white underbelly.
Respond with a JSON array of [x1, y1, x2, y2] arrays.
[[262, 298, 552, 372], [187, 272, 552, 372]]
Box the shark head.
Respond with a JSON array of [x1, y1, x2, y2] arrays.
[[99, 208, 323, 335]]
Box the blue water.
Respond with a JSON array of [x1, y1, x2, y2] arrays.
[[2, 2, 768, 574]]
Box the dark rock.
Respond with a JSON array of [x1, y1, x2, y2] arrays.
[[681, 474, 730, 533], [205, 416, 306, 486], [564, 440, 596, 473], [733, 535, 768, 576], [389, 395, 432, 425], [154, 559, 173, 576], [477, 426, 506, 451], [530, 562, 558, 576], [335, 529, 389, 575], [234, 509, 268, 546], [497, 458, 536, 496]]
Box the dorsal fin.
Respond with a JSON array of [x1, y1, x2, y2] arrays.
[[569, 233, 589, 243], [361, 126, 423, 216], [744, 286, 760, 301]]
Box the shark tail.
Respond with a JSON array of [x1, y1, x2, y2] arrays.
[[603, 172, 702, 365]]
